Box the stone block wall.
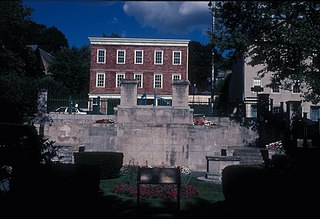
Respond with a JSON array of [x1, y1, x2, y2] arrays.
[[44, 115, 257, 172], [43, 80, 258, 172]]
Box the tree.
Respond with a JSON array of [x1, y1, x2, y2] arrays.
[[102, 33, 122, 38], [0, 123, 59, 167], [37, 76, 70, 100], [49, 46, 90, 99], [0, 1, 32, 49], [0, 0, 71, 122], [0, 2, 65, 174], [24, 21, 69, 54], [188, 41, 211, 93], [0, 1, 33, 77], [0, 73, 38, 123], [212, 1, 320, 103]]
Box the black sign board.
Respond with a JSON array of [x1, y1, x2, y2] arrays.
[[136, 166, 181, 211], [138, 167, 180, 184]]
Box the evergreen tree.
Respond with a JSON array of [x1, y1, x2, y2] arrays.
[[49, 45, 90, 99]]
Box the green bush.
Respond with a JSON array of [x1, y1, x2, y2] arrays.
[[221, 164, 272, 204], [271, 154, 292, 171], [0, 122, 59, 166], [73, 151, 123, 179]]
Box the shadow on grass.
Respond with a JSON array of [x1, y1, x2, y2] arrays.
[[2, 151, 320, 219], [2, 182, 230, 218], [2, 178, 319, 219]]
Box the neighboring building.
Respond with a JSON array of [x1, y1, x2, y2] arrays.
[[88, 37, 190, 113], [229, 56, 320, 121], [28, 45, 55, 75], [216, 69, 232, 84]]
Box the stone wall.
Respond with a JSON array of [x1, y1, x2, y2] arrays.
[[43, 80, 258, 172], [44, 115, 257, 172], [44, 114, 117, 152]]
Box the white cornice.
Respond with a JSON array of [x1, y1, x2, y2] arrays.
[[88, 37, 190, 47]]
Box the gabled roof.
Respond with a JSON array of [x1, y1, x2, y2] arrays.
[[27, 45, 55, 75]]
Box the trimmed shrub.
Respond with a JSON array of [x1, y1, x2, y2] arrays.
[[221, 164, 272, 204], [73, 151, 123, 179]]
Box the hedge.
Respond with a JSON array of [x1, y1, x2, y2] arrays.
[[73, 151, 123, 179]]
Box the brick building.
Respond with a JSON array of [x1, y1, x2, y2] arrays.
[[88, 37, 190, 113]]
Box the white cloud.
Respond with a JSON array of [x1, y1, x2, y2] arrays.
[[123, 1, 210, 34]]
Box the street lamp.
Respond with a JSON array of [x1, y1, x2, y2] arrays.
[[208, 1, 215, 115]]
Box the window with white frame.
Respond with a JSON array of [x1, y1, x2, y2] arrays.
[[311, 106, 320, 121], [172, 74, 181, 81], [271, 83, 280, 93], [134, 73, 143, 88], [154, 74, 162, 88], [292, 83, 300, 93], [96, 73, 105, 87], [273, 106, 281, 114], [135, 50, 143, 64], [154, 50, 163, 64], [97, 49, 106, 64], [116, 73, 125, 87], [172, 51, 181, 65], [117, 50, 126, 64], [253, 78, 261, 87]]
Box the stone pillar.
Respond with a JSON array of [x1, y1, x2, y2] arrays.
[[37, 89, 48, 137], [172, 80, 190, 107], [120, 79, 138, 107]]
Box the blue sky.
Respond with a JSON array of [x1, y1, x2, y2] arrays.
[[23, 1, 213, 48]]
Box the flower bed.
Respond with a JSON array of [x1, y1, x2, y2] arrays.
[[112, 164, 199, 200], [266, 140, 285, 155], [266, 140, 283, 151]]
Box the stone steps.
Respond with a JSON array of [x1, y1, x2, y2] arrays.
[[224, 146, 265, 165]]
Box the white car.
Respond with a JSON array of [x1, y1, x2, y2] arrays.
[[52, 106, 87, 115]]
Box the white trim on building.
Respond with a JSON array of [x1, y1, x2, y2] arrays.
[[88, 37, 190, 47]]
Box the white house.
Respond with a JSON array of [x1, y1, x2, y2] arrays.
[[229, 56, 320, 121]]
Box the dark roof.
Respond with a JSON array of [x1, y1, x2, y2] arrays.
[[27, 45, 55, 75], [38, 47, 54, 65]]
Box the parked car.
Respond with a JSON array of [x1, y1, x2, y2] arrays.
[[51, 106, 87, 115]]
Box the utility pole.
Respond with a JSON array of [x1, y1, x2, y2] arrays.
[[208, 1, 215, 116]]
